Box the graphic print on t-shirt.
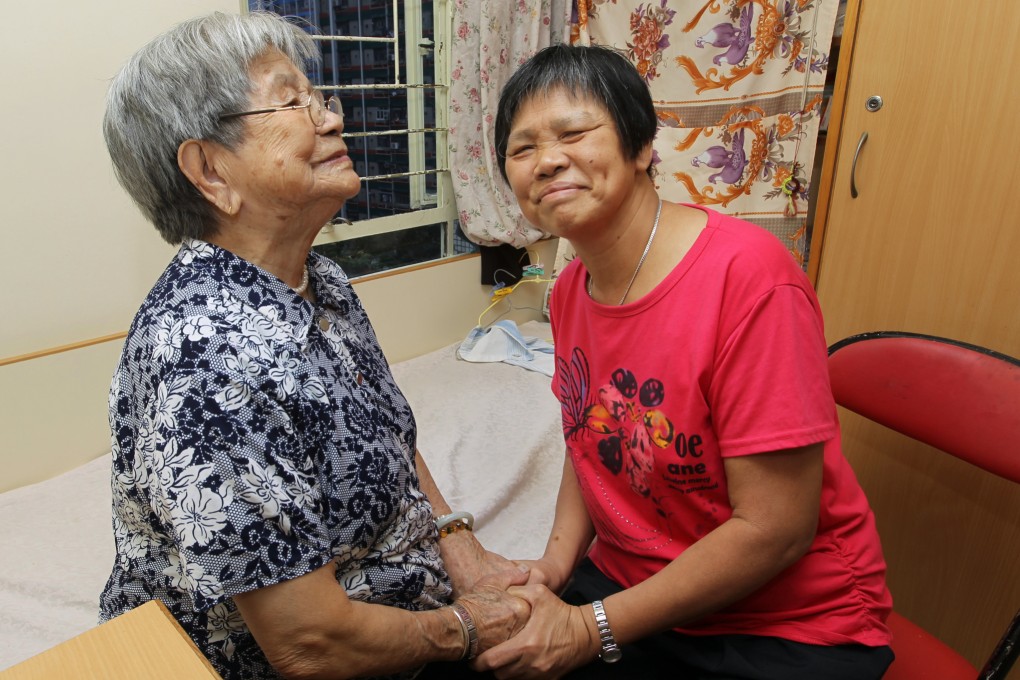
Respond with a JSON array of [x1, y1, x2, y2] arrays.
[[558, 348, 718, 546], [558, 346, 596, 442], [559, 347, 716, 525]]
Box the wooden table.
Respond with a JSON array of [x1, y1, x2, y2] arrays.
[[1, 600, 222, 679]]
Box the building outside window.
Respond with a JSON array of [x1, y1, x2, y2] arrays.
[[250, 0, 477, 278]]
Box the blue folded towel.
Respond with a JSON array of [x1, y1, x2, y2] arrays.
[[457, 320, 555, 377]]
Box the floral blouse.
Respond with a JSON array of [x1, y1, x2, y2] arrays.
[[99, 240, 450, 679]]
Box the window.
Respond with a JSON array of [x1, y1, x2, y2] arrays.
[[250, 0, 477, 278]]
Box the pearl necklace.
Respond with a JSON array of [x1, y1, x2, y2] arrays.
[[292, 266, 310, 295], [587, 199, 663, 305]]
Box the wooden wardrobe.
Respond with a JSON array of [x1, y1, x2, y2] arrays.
[[808, 0, 1020, 672]]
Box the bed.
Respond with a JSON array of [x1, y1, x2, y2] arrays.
[[0, 320, 563, 671]]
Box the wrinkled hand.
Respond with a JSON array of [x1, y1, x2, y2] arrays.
[[514, 557, 568, 592], [472, 584, 596, 679], [456, 585, 532, 654], [441, 532, 529, 597]]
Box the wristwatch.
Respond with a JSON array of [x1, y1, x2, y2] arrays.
[[591, 600, 622, 663]]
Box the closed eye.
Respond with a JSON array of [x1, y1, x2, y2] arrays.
[[506, 123, 604, 159], [507, 144, 535, 158], [563, 123, 604, 141]]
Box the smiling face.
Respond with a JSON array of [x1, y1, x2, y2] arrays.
[[220, 49, 360, 222], [503, 88, 652, 239]]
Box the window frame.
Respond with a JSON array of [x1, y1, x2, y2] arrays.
[[248, 0, 462, 274]]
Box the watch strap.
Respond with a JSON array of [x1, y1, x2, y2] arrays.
[[591, 599, 622, 663]]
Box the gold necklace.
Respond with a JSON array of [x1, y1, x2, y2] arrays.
[[587, 199, 662, 305]]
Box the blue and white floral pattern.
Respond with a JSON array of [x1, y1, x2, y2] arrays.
[[100, 240, 450, 679]]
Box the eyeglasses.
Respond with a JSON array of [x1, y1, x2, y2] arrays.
[[219, 89, 343, 128]]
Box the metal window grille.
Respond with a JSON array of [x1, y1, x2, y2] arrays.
[[250, 0, 473, 277]]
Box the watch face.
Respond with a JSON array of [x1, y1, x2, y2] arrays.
[[601, 647, 623, 664]]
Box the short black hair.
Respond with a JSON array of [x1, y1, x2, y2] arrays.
[[494, 44, 658, 183]]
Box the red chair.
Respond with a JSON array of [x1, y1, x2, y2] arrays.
[[827, 331, 1020, 680]]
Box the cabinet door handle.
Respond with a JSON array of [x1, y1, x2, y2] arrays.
[[850, 131, 868, 198]]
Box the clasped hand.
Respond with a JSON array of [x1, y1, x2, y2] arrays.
[[472, 583, 595, 679], [453, 552, 596, 679]]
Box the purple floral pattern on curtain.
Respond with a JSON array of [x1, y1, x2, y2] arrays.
[[449, 0, 572, 247], [571, 0, 838, 267]]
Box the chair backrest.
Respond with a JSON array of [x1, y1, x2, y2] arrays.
[[827, 331, 1020, 483], [829, 331, 1020, 679]]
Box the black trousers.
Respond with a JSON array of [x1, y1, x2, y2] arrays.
[[558, 558, 894, 680]]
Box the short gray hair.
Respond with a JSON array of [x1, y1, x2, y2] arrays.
[[103, 11, 319, 244]]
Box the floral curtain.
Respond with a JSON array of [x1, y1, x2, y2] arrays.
[[567, 0, 838, 268], [449, 0, 572, 247]]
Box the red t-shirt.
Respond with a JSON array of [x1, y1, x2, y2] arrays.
[[549, 206, 892, 647]]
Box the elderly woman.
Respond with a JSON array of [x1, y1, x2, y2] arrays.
[[473, 45, 894, 679], [99, 11, 527, 680]]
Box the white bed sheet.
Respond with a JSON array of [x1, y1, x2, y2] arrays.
[[0, 452, 113, 670], [390, 321, 562, 559], [0, 321, 562, 670]]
